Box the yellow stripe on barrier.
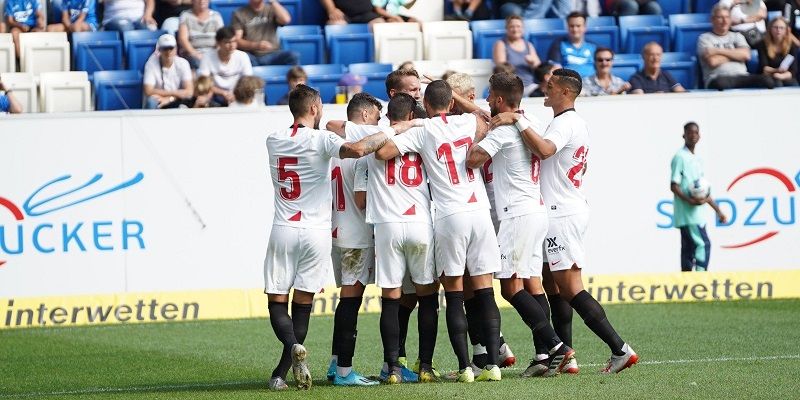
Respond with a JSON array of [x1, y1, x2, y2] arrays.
[[2, 270, 798, 329]]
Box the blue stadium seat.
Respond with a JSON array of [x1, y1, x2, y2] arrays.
[[470, 19, 505, 59], [767, 10, 782, 22], [348, 63, 392, 100], [586, 16, 619, 52], [278, 25, 325, 65], [669, 13, 711, 54], [252, 65, 293, 105], [210, 0, 248, 25], [619, 15, 670, 54], [660, 0, 691, 16], [613, 53, 642, 81], [93, 70, 143, 110], [526, 18, 567, 56], [325, 24, 374, 65], [693, 0, 717, 14], [122, 30, 165, 71], [301, 0, 326, 25], [71, 31, 124, 75], [660, 52, 697, 89], [304, 63, 346, 103], [747, 49, 759, 74]]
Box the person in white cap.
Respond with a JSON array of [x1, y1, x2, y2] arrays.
[[143, 33, 194, 109]]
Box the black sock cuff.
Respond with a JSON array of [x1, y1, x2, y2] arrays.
[[509, 289, 528, 306], [268, 301, 289, 313], [569, 290, 592, 307], [445, 291, 465, 302], [339, 296, 363, 308], [418, 293, 439, 306], [291, 302, 312, 313], [473, 287, 494, 298], [382, 297, 401, 306]]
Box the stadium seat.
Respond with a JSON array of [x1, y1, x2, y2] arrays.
[[304, 63, 346, 104], [446, 58, 493, 99], [252, 65, 293, 105], [301, 0, 326, 25], [373, 23, 423, 65], [277, 25, 325, 65], [660, 0, 691, 16], [422, 21, 472, 61], [123, 30, 165, 71], [348, 63, 392, 100], [767, 10, 782, 21], [470, 19, 505, 59], [93, 70, 144, 110], [71, 31, 124, 75], [619, 15, 670, 54], [669, 13, 711, 54], [0, 72, 37, 112], [38, 71, 92, 113], [0, 33, 14, 73], [525, 18, 567, 58], [612, 53, 642, 82], [209, 0, 248, 25], [747, 49, 759, 74], [407, 59, 448, 79], [18, 32, 70, 75], [586, 16, 619, 52], [325, 24, 374, 65], [694, 0, 717, 14], [660, 52, 697, 89]]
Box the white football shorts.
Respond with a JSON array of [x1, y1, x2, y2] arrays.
[[543, 211, 589, 272], [435, 209, 501, 277], [496, 212, 548, 279], [264, 225, 334, 294], [332, 246, 375, 287], [374, 222, 436, 289]]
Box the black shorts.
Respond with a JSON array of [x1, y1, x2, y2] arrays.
[[347, 10, 382, 23]]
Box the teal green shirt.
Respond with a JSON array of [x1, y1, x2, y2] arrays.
[[671, 146, 705, 227]]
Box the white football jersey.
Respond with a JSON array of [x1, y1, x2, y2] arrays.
[[267, 125, 344, 229], [476, 122, 546, 221], [481, 159, 497, 221], [391, 113, 489, 219], [354, 126, 432, 224], [331, 122, 378, 248], [540, 109, 590, 218]]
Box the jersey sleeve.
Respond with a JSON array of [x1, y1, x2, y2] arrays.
[[543, 123, 571, 153], [314, 130, 346, 158], [476, 128, 506, 157], [670, 154, 684, 185], [391, 126, 425, 155], [353, 157, 368, 192]]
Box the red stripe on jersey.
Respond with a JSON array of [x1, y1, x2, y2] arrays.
[[467, 192, 477, 203], [291, 123, 299, 137], [289, 211, 302, 221], [332, 227, 338, 238], [403, 205, 416, 215], [440, 113, 448, 124]]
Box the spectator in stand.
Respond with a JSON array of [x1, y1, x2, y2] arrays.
[[573, 0, 600, 17], [231, 75, 265, 107], [698, 5, 774, 90], [102, 0, 157, 31], [758, 17, 799, 86], [0, 80, 23, 113], [786, 0, 800, 44], [509, 0, 571, 19], [719, 0, 767, 47], [153, 0, 192, 34], [232, 0, 298, 66], [493, 15, 541, 96], [529, 62, 556, 97], [191, 75, 213, 107], [547, 11, 598, 78], [581, 47, 630, 95], [198, 27, 254, 106], [5, 0, 45, 57], [449, 0, 491, 20], [629, 42, 686, 93], [373, 0, 418, 22], [277, 65, 307, 105], [178, 0, 224, 69], [47, 0, 99, 32], [321, 0, 385, 26], [144, 34, 194, 109], [607, 0, 661, 16]]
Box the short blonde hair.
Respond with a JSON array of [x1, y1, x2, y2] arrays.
[[446, 72, 475, 97], [233, 76, 265, 103], [195, 76, 213, 96]]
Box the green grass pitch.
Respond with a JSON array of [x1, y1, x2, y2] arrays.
[[1, 299, 798, 399]]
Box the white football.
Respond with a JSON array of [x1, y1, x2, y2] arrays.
[[689, 178, 711, 199]]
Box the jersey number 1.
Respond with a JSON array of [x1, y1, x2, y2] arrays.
[[437, 137, 475, 185]]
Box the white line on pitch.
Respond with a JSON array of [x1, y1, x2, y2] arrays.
[[2, 355, 799, 398]]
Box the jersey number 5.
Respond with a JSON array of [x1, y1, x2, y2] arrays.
[[278, 157, 301, 200]]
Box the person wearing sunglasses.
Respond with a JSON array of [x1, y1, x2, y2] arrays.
[[580, 47, 630, 96]]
